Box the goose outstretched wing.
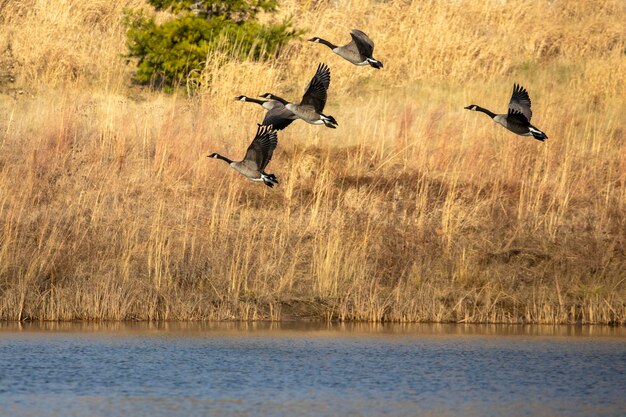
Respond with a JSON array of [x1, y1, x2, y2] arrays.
[[350, 29, 375, 58], [243, 125, 278, 171], [508, 83, 532, 122], [262, 104, 297, 131], [300, 63, 331, 113]]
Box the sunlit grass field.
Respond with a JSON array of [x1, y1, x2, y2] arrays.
[[0, 0, 624, 323]]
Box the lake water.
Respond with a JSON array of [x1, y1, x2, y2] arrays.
[[0, 323, 624, 417]]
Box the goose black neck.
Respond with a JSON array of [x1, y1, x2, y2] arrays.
[[269, 94, 289, 105], [213, 154, 233, 164], [245, 97, 266, 106], [475, 106, 497, 119], [317, 38, 338, 50]]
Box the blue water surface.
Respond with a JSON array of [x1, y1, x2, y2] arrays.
[[0, 323, 624, 417]]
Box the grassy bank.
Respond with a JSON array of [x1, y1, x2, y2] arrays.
[[0, 0, 624, 323]]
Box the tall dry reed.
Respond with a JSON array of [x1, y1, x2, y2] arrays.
[[0, 0, 624, 323]]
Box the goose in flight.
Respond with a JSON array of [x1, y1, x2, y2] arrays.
[[208, 124, 279, 187], [259, 63, 338, 129], [235, 95, 297, 131], [309, 29, 383, 69], [464, 84, 548, 141]]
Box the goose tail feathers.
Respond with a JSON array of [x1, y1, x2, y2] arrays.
[[367, 58, 383, 69], [321, 114, 338, 129], [529, 126, 548, 141], [262, 173, 278, 187]]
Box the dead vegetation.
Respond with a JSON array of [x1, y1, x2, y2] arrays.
[[0, 0, 624, 323]]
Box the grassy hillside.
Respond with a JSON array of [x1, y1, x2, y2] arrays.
[[0, 0, 624, 323]]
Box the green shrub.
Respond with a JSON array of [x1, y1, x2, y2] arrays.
[[124, 0, 300, 90], [147, 0, 278, 21]]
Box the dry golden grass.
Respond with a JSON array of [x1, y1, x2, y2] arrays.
[[0, 0, 625, 323]]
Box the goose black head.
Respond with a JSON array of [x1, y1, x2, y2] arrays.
[[207, 153, 219, 158], [235, 95, 248, 101], [259, 93, 273, 99], [308, 37, 321, 43], [464, 105, 479, 111]]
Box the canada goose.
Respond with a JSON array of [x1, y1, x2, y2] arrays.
[[259, 63, 338, 129], [309, 29, 383, 69], [208, 124, 279, 187], [464, 84, 548, 141], [235, 95, 297, 131]]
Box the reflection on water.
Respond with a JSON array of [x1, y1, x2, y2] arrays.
[[0, 323, 624, 417], [3, 321, 625, 337]]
